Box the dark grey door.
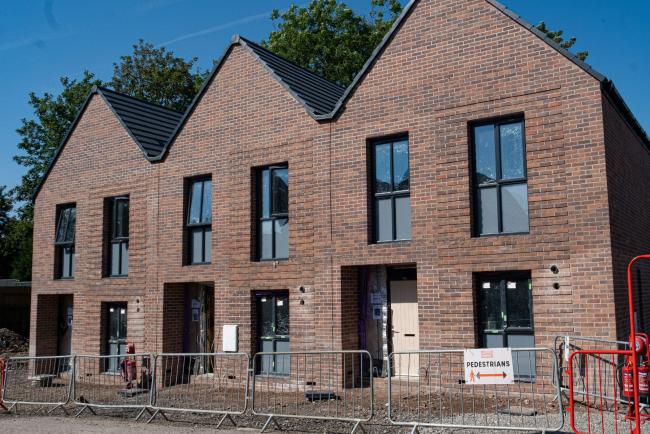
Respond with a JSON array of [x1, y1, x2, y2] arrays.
[[477, 273, 535, 380], [257, 293, 290, 375], [105, 303, 127, 372]]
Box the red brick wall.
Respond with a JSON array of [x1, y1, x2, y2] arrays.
[[327, 0, 615, 347], [602, 94, 650, 339], [31, 95, 151, 356], [31, 0, 645, 357]]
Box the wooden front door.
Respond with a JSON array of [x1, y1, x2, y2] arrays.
[[390, 280, 419, 376]]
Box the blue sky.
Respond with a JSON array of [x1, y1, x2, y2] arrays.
[[0, 0, 648, 191]]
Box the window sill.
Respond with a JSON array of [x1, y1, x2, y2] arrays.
[[474, 231, 530, 238], [372, 239, 412, 245], [105, 275, 128, 279], [185, 262, 212, 267], [256, 258, 289, 263], [55, 277, 74, 281]]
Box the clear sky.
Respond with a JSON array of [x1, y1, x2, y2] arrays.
[[0, 0, 648, 191]]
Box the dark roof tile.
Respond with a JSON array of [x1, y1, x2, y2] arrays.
[[98, 87, 184, 158]]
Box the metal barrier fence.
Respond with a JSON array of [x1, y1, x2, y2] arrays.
[[555, 335, 629, 395], [1, 355, 73, 414], [554, 335, 650, 410], [148, 352, 249, 426], [251, 350, 373, 433], [73, 353, 153, 418], [567, 349, 643, 434], [387, 348, 564, 432]]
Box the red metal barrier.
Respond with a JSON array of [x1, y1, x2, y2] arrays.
[[568, 254, 650, 434], [0, 358, 7, 411]]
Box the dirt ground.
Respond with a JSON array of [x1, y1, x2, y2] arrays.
[[0, 414, 252, 433]]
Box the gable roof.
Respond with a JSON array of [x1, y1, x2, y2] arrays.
[[99, 87, 184, 158], [34, 0, 649, 200], [239, 37, 346, 117], [153, 35, 347, 161], [32, 86, 183, 200], [317, 0, 648, 145]]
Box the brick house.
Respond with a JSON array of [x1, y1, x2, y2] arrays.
[[30, 0, 650, 376]]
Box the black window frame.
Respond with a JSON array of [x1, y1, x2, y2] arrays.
[[256, 164, 289, 261], [186, 177, 212, 265], [470, 116, 529, 237], [109, 196, 129, 277], [370, 136, 411, 243], [54, 204, 76, 279], [475, 271, 534, 346]]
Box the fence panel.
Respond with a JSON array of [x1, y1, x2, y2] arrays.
[[555, 336, 630, 398], [567, 349, 646, 434], [149, 352, 249, 425], [1, 355, 73, 413], [252, 351, 373, 433], [388, 348, 564, 432], [73, 353, 153, 416]]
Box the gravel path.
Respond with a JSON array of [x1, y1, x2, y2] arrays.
[[0, 414, 254, 433]]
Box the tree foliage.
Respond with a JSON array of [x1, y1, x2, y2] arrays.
[[536, 21, 588, 61], [263, 0, 403, 86], [0, 186, 31, 281], [9, 41, 207, 280], [110, 39, 208, 112]]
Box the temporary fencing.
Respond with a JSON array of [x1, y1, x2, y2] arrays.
[[387, 348, 564, 432], [73, 353, 154, 419], [148, 352, 249, 426], [251, 350, 373, 433], [1, 355, 73, 414]]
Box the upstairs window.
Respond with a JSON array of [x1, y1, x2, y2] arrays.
[[109, 197, 129, 276], [371, 137, 411, 242], [55, 205, 76, 279], [187, 178, 212, 264], [258, 165, 288, 260], [472, 118, 529, 236]]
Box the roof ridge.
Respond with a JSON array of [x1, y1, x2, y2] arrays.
[[95, 86, 185, 114], [237, 36, 346, 91]]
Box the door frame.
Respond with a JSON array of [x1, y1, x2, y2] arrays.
[[104, 302, 128, 373], [255, 291, 290, 375]]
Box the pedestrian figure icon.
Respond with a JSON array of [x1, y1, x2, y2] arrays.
[[469, 370, 475, 383]]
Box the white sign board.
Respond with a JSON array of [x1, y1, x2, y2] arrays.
[[464, 348, 514, 385]]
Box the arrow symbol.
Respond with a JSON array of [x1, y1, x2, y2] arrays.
[[477, 372, 507, 379]]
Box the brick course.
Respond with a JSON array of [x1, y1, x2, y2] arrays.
[[30, 0, 649, 358]]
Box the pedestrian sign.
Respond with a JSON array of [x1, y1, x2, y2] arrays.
[[464, 348, 514, 385]]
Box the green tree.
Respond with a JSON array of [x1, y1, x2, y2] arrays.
[[263, 0, 403, 86], [536, 21, 589, 61], [110, 39, 208, 112], [0, 186, 31, 281], [11, 41, 208, 280], [0, 186, 12, 279]]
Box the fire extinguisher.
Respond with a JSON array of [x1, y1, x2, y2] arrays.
[[639, 362, 649, 396], [623, 361, 635, 398], [120, 342, 137, 387]]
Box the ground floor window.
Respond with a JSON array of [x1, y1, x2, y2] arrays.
[[256, 292, 289, 375], [104, 303, 127, 372], [476, 271, 535, 380]]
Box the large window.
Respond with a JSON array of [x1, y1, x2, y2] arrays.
[[54, 204, 76, 279], [109, 197, 129, 276], [257, 165, 288, 260], [472, 118, 529, 236], [371, 137, 411, 242], [187, 178, 212, 264]]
